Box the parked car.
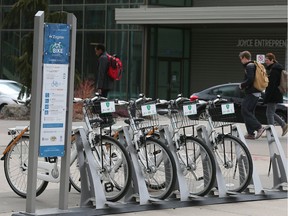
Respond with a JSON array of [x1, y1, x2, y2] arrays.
[[0, 79, 29, 111], [190, 83, 288, 125]]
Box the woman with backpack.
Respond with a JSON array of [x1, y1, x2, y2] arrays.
[[264, 53, 288, 136]]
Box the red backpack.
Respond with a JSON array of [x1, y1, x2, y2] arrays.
[[106, 53, 123, 81]]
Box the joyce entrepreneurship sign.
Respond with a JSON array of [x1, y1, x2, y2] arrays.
[[39, 23, 70, 157]]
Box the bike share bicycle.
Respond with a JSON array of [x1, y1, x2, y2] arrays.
[[193, 96, 253, 193], [156, 94, 217, 197], [113, 94, 177, 200], [1, 94, 132, 202]]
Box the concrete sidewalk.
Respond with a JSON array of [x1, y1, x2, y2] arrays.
[[0, 119, 287, 216]]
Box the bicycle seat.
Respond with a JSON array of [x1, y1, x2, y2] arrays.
[[157, 109, 178, 115], [124, 118, 145, 125], [89, 117, 104, 124]]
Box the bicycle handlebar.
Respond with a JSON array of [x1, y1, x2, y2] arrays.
[[203, 96, 228, 108]]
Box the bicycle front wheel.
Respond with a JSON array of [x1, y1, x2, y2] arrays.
[[92, 135, 132, 202], [214, 134, 253, 192], [138, 137, 177, 199], [177, 136, 216, 196], [3, 136, 49, 198], [69, 137, 81, 192]]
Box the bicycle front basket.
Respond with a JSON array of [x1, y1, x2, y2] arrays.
[[171, 101, 199, 129], [134, 101, 159, 130], [85, 100, 115, 128], [209, 103, 237, 128]]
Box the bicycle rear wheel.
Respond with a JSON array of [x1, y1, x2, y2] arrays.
[[92, 135, 132, 202], [214, 134, 253, 192], [138, 137, 177, 199], [3, 136, 49, 198], [177, 136, 216, 196]]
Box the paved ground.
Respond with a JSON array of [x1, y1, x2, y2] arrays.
[[0, 119, 287, 216]]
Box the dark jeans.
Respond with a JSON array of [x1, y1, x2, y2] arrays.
[[241, 94, 262, 135], [266, 103, 285, 128]]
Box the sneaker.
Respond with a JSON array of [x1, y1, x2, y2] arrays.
[[255, 127, 265, 139], [282, 124, 288, 136], [245, 134, 255, 140]]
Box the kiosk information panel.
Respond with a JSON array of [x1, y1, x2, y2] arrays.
[[39, 23, 70, 157]]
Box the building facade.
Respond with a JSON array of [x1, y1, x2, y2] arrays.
[[0, 0, 287, 100]]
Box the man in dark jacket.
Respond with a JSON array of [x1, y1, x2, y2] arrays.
[[95, 44, 114, 97], [264, 53, 288, 136], [239, 51, 265, 139]]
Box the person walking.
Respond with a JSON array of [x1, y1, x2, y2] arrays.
[[239, 51, 265, 139], [95, 44, 114, 97], [264, 53, 288, 136]]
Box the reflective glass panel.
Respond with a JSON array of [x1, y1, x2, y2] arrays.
[[63, 0, 84, 4], [83, 31, 105, 79], [63, 6, 84, 29], [84, 5, 105, 29], [85, 0, 105, 3], [1, 31, 20, 79], [2, 0, 18, 5], [107, 5, 128, 29], [2, 7, 20, 29]]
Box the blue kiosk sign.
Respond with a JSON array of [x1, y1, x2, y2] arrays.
[[39, 23, 70, 157]]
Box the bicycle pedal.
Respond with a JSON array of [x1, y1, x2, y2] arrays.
[[104, 182, 114, 192]]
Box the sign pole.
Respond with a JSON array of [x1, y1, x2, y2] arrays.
[[26, 10, 45, 213], [59, 13, 77, 210]]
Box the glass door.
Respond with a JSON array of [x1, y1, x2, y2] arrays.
[[157, 59, 181, 100]]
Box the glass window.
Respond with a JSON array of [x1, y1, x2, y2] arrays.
[[211, 86, 238, 97], [2, 0, 18, 5], [127, 31, 142, 98], [83, 31, 105, 79], [2, 7, 20, 29], [84, 5, 105, 29], [85, 0, 105, 3], [75, 32, 83, 80], [107, 0, 129, 3], [130, 0, 145, 3], [21, 13, 34, 29], [107, 5, 129, 29], [149, 0, 192, 6], [1, 31, 21, 79], [63, 0, 83, 4], [157, 28, 183, 58], [49, 0, 63, 4], [63, 6, 84, 29]]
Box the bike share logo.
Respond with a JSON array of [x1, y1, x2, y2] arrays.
[[141, 104, 157, 116], [183, 104, 197, 116], [49, 42, 64, 54], [101, 101, 115, 113], [221, 103, 235, 115]]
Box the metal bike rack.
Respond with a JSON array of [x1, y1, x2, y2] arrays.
[[264, 125, 287, 190], [232, 125, 287, 192], [11, 124, 288, 216], [117, 126, 151, 205], [231, 124, 264, 195], [196, 125, 230, 197], [158, 126, 191, 201], [74, 128, 107, 209]]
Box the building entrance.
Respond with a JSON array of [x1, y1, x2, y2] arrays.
[[157, 59, 182, 100]]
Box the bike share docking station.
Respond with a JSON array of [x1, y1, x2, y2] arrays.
[[57, 123, 287, 216], [14, 123, 287, 216]]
